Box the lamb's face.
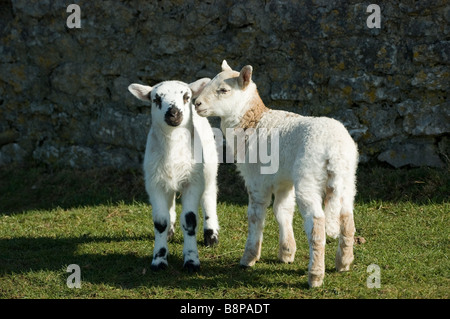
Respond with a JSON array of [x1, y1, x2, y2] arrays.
[[150, 81, 192, 128], [128, 81, 193, 129], [194, 71, 239, 118], [194, 60, 254, 118], [128, 78, 210, 131]]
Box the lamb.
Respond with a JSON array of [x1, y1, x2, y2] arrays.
[[194, 61, 359, 287], [128, 78, 219, 272]]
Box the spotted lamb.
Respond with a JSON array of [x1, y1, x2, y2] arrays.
[[194, 61, 359, 287], [128, 78, 219, 272]]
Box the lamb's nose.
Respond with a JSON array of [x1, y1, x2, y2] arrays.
[[194, 101, 202, 109], [170, 107, 179, 116]]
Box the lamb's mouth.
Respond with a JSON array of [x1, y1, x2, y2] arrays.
[[196, 108, 208, 117], [165, 116, 183, 126]]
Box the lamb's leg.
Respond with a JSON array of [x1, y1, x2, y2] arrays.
[[296, 188, 326, 288], [307, 215, 326, 288], [335, 194, 355, 272], [180, 185, 202, 272], [240, 189, 271, 267], [168, 194, 176, 241], [201, 163, 219, 247], [273, 185, 296, 263], [149, 188, 174, 271]]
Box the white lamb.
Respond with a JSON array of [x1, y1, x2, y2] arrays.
[[194, 61, 358, 287], [128, 79, 219, 272]]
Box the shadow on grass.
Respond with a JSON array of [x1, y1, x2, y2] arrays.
[[1, 163, 447, 294], [1, 163, 448, 215], [0, 235, 310, 291], [0, 164, 249, 215], [0, 165, 146, 215]]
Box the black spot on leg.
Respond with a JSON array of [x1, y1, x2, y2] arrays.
[[155, 247, 167, 258], [204, 229, 214, 238], [154, 220, 167, 234], [204, 229, 219, 247], [183, 211, 197, 236]]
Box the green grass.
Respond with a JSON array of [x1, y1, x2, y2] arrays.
[[0, 164, 448, 299]]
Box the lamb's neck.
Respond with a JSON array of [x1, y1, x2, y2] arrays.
[[237, 90, 269, 129], [219, 87, 270, 132], [152, 124, 194, 151], [220, 116, 241, 133]]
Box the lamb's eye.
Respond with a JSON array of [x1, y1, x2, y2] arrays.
[[183, 92, 190, 104], [218, 88, 229, 94]]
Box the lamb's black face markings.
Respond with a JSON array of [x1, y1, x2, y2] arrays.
[[153, 93, 162, 109], [154, 220, 167, 233], [164, 106, 183, 126], [183, 211, 197, 236]]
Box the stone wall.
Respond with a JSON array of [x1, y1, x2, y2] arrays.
[[1, 0, 449, 169]]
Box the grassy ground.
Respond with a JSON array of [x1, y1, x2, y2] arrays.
[[0, 163, 448, 299]]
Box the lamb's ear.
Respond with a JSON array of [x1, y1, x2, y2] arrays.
[[238, 65, 253, 89], [221, 60, 232, 71], [189, 78, 211, 98], [128, 83, 152, 101]]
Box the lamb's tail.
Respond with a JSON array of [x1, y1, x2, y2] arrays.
[[323, 170, 342, 238]]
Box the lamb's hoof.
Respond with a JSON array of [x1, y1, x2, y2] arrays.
[[336, 264, 351, 272], [150, 262, 168, 272], [308, 273, 324, 288], [203, 229, 219, 247], [239, 263, 251, 270], [278, 247, 296, 264], [335, 253, 353, 272], [240, 254, 259, 268], [183, 260, 200, 273]]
